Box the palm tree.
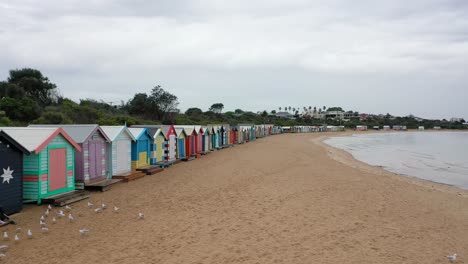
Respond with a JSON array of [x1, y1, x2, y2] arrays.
[[279, 107, 282, 112], [309, 106, 312, 111], [288, 106, 291, 112], [313, 106, 317, 113], [323, 106, 326, 111]]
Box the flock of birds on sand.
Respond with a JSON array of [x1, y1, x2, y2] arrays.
[[0, 201, 145, 261], [0, 202, 461, 262]]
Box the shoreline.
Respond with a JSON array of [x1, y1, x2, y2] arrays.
[[315, 131, 468, 198]]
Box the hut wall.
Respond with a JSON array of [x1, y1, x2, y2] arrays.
[[0, 139, 24, 214]]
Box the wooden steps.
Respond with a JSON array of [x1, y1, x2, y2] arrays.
[[83, 178, 122, 192], [112, 171, 145, 182], [42, 190, 90, 207], [136, 165, 164, 175], [155, 161, 173, 168]]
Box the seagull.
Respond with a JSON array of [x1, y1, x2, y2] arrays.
[[15, 227, 21, 233], [447, 253, 457, 262], [1, 232, 6, 241], [0, 245, 8, 251], [44, 209, 50, 217], [94, 208, 102, 213], [40, 220, 46, 227], [68, 213, 74, 223], [27, 230, 33, 239], [57, 210, 65, 217], [113, 206, 119, 213], [65, 205, 72, 211], [52, 217, 57, 224], [87, 202, 94, 208], [79, 229, 90, 236], [0, 253, 6, 258], [41, 227, 49, 233], [14, 234, 19, 242], [48, 204, 52, 210], [40, 215, 45, 221], [101, 203, 107, 209], [138, 213, 144, 220]]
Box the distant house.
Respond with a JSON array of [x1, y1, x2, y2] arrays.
[[275, 112, 294, 119], [418, 126, 425, 131]]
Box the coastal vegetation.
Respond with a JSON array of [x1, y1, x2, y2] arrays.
[[0, 68, 466, 129]]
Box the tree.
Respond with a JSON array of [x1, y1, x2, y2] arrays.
[[279, 107, 282, 112], [126, 93, 150, 118], [148, 85, 179, 121], [313, 106, 317, 113], [309, 106, 312, 111], [185, 107, 203, 116], [271, 110, 277, 114], [209, 103, 224, 114], [7, 68, 59, 106], [323, 106, 326, 111], [234, 109, 244, 114], [0, 97, 42, 122], [288, 106, 291, 112]]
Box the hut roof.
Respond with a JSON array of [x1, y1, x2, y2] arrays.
[[128, 127, 151, 140], [0, 130, 30, 154], [29, 124, 110, 143], [174, 128, 187, 137], [100, 126, 136, 142], [0, 127, 81, 154], [174, 125, 197, 135]]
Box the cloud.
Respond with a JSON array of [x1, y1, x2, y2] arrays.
[[0, 0, 467, 118]]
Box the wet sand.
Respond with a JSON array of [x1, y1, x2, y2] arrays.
[[1, 132, 468, 263]]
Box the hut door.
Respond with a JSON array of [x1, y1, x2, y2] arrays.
[[49, 148, 67, 191], [116, 141, 130, 174], [89, 141, 103, 180], [168, 135, 176, 161]]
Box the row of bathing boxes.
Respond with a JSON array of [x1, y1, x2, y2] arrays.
[[0, 124, 334, 214]]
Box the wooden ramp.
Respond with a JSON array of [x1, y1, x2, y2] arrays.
[[182, 156, 196, 162], [136, 165, 164, 175], [155, 161, 174, 168], [84, 177, 122, 192], [112, 171, 145, 182], [42, 190, 90, 207]]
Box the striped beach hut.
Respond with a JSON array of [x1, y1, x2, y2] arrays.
[[0, 127, 81, 204], [0, 130, 30, 214], [174, 128, 187, 159], [161, 125, 178, 163], [195, 126, 204, 154], [230, 126, 237, 145], [211, 125, 221, 149], [128, 128, 152, 171], [30, 125, 111, 185], [201, 127, 211, 153], [100, 126, 135, 177]]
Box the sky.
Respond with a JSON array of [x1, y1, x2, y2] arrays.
[[1, 0, 467, 119]]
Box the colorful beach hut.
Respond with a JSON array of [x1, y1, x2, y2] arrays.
[[30, 125, 111, 185], [0, 127, 81, 204], [0, 130, 30, 214], [201, 127, 211, 153], [161, 125, 178, 163], [100, 126, 135, 176], [128, 128, 152, 171], [174, 128, 187, 159], [195, 126, 204, 154]]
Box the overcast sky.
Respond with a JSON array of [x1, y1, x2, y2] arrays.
[[1, 0, 467, 119]]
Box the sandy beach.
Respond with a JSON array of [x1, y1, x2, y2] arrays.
[[1, 132, 468, 264]]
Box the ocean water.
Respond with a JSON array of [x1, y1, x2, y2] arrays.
[[324, 132, 468, 190]]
